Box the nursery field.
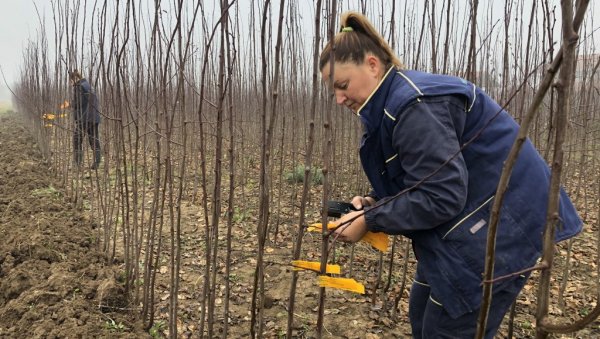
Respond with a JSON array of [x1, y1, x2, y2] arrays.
[[1, 109, 600, 338], [5, 0, 600, 338], [0, 110, 415, 337]]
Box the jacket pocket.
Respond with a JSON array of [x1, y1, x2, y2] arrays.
[[440, 196, 541, 277]]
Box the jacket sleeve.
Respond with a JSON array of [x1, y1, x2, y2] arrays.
[[364, 95, 469, 234], [366, 190, 379, 201]]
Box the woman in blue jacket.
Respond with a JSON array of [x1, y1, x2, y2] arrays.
[[69, 70, 101, 169], [320, 11, 582, 338]]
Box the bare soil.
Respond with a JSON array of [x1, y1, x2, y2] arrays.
[[0, 111, 148, 338]]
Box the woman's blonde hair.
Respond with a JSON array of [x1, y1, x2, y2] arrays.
[[319, 11, 403, 71]]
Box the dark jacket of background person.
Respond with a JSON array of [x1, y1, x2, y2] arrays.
[[359, 68, 583, 318], [72, 78, 100, 124]]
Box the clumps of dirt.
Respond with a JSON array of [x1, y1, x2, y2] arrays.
[[0, 112, 148, 338], [96, 270, 129, 312]]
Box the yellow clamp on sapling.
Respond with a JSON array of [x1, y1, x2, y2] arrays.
[[319, 276, 365, 294], [291, 260, 341, 274], [43, 113, 56, 120]]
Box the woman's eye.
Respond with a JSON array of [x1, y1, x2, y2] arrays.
[[338, 82, 348, 90]]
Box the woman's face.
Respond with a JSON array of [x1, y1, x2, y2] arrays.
[[321, 55, 383, 112]]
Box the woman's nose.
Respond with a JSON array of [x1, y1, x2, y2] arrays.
[[335, 90, 346, 105]]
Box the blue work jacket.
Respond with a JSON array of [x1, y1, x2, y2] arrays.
[[73, 79, 101, 124], [359, 68, 582, 318]]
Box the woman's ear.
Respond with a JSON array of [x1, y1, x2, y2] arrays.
[[365, 54, 382, 76]]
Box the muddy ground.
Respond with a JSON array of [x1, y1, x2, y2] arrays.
[[0, 111, 148, 338], [1, 109, 599, 338]]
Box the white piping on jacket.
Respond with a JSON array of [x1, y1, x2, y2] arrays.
[[397, 71, 424, 96], [442, 195, 495, 239], [357, 67, 396, 116], [429, 295, 443, 307], [467, 83, 476, 112], [384, 108, 396, 121]]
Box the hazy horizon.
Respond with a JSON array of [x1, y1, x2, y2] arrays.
[[0, 0, 41, 106], [0, 85, 10, 107]]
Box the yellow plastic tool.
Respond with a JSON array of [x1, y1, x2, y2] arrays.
[[307, 222, 337, 232], [360, 231, 389, 252], [318, 276, 365, 294], [308, 222, 389, 252], [291, 260, 341, 274]]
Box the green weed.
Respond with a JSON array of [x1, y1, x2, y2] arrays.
[[31, 185, 61, 198], [520, 320, 532, 329], [228, 273, 240, 283], [285, 165, 323, 185], [232, 207, 247, 223], [149, 320, 166, 338], [105, 318, 127, 332]]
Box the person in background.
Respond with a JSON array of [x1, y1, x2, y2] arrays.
[[320, 11, 582, 338], [69, 70, 101, 170]]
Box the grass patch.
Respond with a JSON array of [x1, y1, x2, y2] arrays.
[[105, 318, 127, 332], [232, 207, 248, 223], [149, 320, 166, 338], [31, 185, 61, 198], [285, 165, 323, 185]]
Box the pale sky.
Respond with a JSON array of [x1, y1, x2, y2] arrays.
[[1, 1, 598, 106], [0, 0, 43, 104]]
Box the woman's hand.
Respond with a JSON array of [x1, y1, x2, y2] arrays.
[[333, 210, 368, 243], [350, 195, 376, 210]]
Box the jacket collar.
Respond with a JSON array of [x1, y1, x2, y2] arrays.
[[356, 67, 396, 134], [73, 79, 85, 87]]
